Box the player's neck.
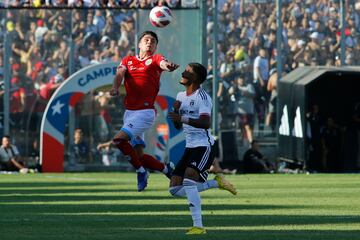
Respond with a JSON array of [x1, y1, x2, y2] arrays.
[[138, 51, 153, 60], [185, 85, 200, 95]]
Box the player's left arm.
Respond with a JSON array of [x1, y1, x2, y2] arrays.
[[168, 112, 210, 129], [187, 114, 211, 129]]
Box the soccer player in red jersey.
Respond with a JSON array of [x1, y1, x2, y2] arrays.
[[109, 31, 179, 191]]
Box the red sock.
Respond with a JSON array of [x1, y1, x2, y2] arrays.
[[113, 138, 142, 169], [140, 154, 165, 172]]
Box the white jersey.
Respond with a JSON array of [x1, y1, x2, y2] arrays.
[[176, 88, 215, 148]]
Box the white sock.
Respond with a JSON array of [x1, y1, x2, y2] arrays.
[[183, 178, 202, 228], [162, 165, 168, 174], [169, 180, 218, 197], [136, 166, 146, 173]]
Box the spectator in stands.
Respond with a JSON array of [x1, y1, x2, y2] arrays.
[[49, 0, 68, 7], [102, 11, 118, 40], [78, 46, 91, 68], [52, 14, 70, 38], [253, 48, 269, 135], [265, 68, 278, 134], [228, 75, 255, 144], [96, 140, 122, 166], [68, 128, 92, 165], [94, 91, 112, 142], [10, 64, 26, 131], [102, 0, 120, 7], [306, 104, 324, 172], [93, 9, 106, 32], [35, 19, 48, 45], [321, 116, 342, 173], [0, 135, 28, 172], [28, 138, 41, 171], [243, 140, 274, 174], [52, 40, 70, 66]]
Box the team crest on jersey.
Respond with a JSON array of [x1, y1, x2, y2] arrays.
[[145, 59, 152, 66]]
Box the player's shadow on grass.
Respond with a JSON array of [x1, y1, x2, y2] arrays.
[[2, 201, 360, 228], [0, 203, 306, 213]]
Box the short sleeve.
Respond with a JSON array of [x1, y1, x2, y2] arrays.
[[154, 54, 166, 66], [176, 92, 182, 101], [118, 56, 128, 71], [199, 94, 212, 116]]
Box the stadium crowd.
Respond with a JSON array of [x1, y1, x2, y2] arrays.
[[0, 0, 359, 171], [0, 0, 182, 8], [207, 0, 360, 134]]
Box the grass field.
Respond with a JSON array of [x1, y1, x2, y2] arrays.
[[0, 173, 359, 240]]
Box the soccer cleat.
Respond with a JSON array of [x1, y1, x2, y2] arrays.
[[215, 174, 237, 195], [137, 171, 149, 192], [186, 227, 206, 235], [165, 162, 174, 179]]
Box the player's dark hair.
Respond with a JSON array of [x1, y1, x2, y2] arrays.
[[189, 62, 207, 84], [138, 31, 158, 44]]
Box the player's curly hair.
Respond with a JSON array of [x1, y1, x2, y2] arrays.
[[138, 31, 158, 44], [189, 62, 207, 84]]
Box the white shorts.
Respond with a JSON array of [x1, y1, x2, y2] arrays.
[[120, 109, 156, 147]]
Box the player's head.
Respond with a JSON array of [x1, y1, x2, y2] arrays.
[[138, 31, 158, 54], [180, 62, 207, 86]]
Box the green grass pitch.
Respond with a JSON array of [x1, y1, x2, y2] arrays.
[[0, 173, 359, 240]]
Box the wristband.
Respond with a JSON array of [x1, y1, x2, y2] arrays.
[[171, 107, 179, 114], [181, 116, 189, 124]]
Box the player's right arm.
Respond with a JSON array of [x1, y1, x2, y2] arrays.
[[168, 100, 183, 130], [160, 60, 179, 72], [110, 65, 126, 96]]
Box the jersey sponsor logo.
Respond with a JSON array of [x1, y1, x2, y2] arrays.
[[129, 66, 145, 71], [190, 100, 195, 106], [145, 59, 152, 66], [128, 61, 132, 65], [190, 161, 197, 167]]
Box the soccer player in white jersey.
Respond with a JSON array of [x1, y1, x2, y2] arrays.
[[168, 63, 237, 235]]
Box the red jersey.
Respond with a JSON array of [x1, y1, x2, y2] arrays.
[[119, 54, 165, 110]]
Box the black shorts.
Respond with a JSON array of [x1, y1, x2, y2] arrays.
[[173, 145, 215, 182]]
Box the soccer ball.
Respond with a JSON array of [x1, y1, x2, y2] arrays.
[[149, 6, 173, 28]]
